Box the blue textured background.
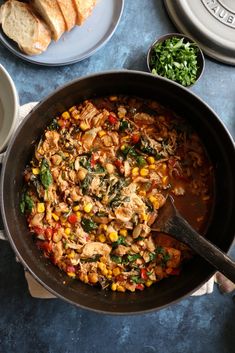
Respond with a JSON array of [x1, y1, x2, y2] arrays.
[[0, 1, 234, 352]]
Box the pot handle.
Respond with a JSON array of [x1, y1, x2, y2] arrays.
[[0, 151, 6, 240]]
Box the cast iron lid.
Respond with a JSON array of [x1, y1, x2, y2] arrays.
[[164, 0, 235, 65]]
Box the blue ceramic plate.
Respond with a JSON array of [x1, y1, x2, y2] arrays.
[[0, 0, 124, 66]]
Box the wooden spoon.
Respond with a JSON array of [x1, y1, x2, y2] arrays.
[[151, 196, 235, 283]]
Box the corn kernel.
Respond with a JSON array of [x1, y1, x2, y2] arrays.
[[147, 156, 155, 164], [65, 228, 71, 235], [149, 164, 156, 170], [67, 251, 75, 259], [113, 267, 121, 276], [153, 201, 160, 209], [140, 168, 149, 177], [141, 213, 148, 221], [62, 111, 70, 119], [111, 283, 117, 291], [98, 234, 106, 243], [98, 130, 106, 138], [65, 222, 71, 228], [98, 262, 108, 276], [80, 122, 90, 131], [99, 224, 108, 231], [161, 163, 167, 172], [132, 167, 139, 176], [145, 280, 153, 287], [73, 114, 80, 120], [117, 285, 125, 292], [60, 216, 67, 224], [73, 205, 80, 212], [139, 190, 146, 197], [69, 106, 76, 112], [52, 213, 59, 221], [121, 144, 127, 151], [109, 232, 119, 242], [32, 167, 40, 175], [119, 229, 127, 237], [107, 275, 112, 280], [162, 175, 168, 186], [67, 272, 76, 278], [37, 203, 45, 213], [83, 203, 93, 213], [75, 211, 81, 220], [149, 195, 157, 203]]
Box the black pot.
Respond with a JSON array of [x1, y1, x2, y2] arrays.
[[1, 71, 235, 314]]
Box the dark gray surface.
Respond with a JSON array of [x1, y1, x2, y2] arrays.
[[0, 0, 235, 352]]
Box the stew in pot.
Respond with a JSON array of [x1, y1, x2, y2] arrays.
[[20, 95, 214, 292]]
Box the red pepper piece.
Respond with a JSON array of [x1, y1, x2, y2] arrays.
[[114, 159, 124, 174], [67, 265, 76, 273], [90, 154, 96, 168], [108, 114, 118, 125], [136, 284, 145, 291], [45, 227, 53, 240], [131, 134, 140, 144], [36, 241, 52, 253], [140, 268, 148, 280], [68, 213, 78, 224], [33, 226, 45, 235]]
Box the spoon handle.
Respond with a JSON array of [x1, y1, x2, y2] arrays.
[[166, 214, 235, 283]]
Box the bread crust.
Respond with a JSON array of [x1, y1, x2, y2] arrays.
[[0, 0, 51, 55], [32, 0, 66, 41], [56, 0, 77, 32], [72, 0, 96, 25]]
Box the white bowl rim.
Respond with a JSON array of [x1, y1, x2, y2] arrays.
[[0, 64, 19, 152]]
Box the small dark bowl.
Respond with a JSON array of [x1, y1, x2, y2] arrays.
[[147, 33, 205, 87]]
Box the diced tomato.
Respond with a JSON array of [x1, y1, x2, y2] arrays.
[[140, 268, 148, 280], [33, 226, 45, 235], [67, 265, 76, 273], [68, 213, 78, 224], [108, 114, 118, 125], [136, 284, 145, 291], [170, 268, 181, 276], [114, 159, 124, 174], [90, 154, 96, 168], [131, 134, 140, 144], [36, 241, 52, 253], [45, 227, 53, 239]]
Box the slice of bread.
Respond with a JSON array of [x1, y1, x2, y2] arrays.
[[56, 0, 77, 32], [32, 0, 66, 41], [0, 0, 51, 55], [72, 0, 97, 25]]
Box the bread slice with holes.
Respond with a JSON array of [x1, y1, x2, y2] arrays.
[[72, 0, 97, 25], [56, 0, 77, 32], [0, 0, 51, 55], [32, 0, 66, 41]]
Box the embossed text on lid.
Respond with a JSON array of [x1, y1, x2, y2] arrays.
[[164, 0, 235, 65]]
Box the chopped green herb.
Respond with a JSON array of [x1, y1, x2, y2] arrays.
[[81, 218, 98, 233], [48, 119, 59, 131], [20, 192, 34, 214], [149, 252, 157, 262], [116, 236, 128, 246], [40, 158, 52, 189], [119, 120, 129, 131], [127, 254, 141, 262], [81, 174, 92, 194], [130, 275, 144, 284], [136, 156, 147, 167], [150, 37, 199, 87], [110, 255, 122, 264]]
